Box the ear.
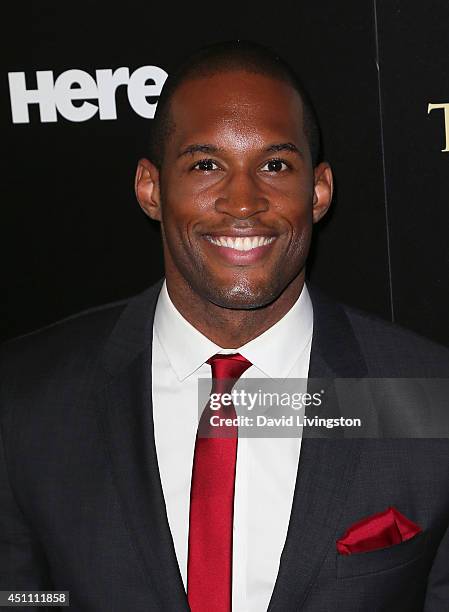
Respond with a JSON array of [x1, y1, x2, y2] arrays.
[[312, 162, 333, 224], [135, 158, 161, 221]]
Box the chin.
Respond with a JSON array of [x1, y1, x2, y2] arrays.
[[202, 278, 280, 310]]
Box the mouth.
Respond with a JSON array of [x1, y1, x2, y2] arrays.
[[202, 234, 278, 265], [204, 235, 276, 251]]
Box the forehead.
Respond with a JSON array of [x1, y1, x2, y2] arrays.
[[168, 70, 305, 151]]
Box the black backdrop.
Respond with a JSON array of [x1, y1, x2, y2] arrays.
[[2, 1, 448, 345]]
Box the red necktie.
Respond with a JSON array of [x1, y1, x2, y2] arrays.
[[187, 353, 252, 612]]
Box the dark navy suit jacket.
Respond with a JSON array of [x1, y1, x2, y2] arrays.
[[1, 279, 449, 611]]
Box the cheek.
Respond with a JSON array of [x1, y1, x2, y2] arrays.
[[159, 197, 208, 266], [279, 193, 313, 233], [160, 182, 192, 232], [295, 210, 313, 242], [283, 206, 313, 261], [160, 184, 213, 234]]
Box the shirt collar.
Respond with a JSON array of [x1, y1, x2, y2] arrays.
[[154, 280, 313, 381]]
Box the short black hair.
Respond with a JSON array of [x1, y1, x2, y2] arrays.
[[148, 40, 321, 168]]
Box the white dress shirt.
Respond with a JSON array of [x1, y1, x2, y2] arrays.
[[152, 280, 313, 612]]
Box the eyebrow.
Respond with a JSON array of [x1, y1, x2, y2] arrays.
[[178, 144, 221, 158], [265, 142, 302, 155], [177, 141, 302, 158]]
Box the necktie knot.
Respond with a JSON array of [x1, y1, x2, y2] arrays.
[[200, 353, 252, 434], [207, 353, 252, 392]]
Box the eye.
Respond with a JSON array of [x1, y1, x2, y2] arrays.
[[261, 159, 290, 173], [192, 159, 219, 172]]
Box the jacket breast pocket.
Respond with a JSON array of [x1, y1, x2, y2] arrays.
[[336, 531, 428, 579]]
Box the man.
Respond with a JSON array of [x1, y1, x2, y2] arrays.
[[1, 41, 449, 611]]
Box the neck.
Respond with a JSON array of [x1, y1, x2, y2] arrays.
[[165, 272, 305, 348]]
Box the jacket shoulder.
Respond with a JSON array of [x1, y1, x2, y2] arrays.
[[0, 297, 129, 397], [342, 302, 449, 376]]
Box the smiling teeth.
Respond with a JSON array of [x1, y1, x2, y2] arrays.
[[207, 236, 275, 251]]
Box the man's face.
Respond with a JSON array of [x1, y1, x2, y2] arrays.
[[137, 70, 332, 309]]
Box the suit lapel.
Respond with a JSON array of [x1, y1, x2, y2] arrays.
[[268, 286, 367, 611], [96, 279, 189, 610]]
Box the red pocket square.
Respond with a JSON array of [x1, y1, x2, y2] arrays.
[[336, 506, 422, 555]]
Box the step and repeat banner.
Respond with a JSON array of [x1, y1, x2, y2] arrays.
[[2, 1, 448, 345]]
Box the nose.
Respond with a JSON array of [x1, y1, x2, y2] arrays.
[[214, 170, 269, 219]]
